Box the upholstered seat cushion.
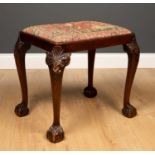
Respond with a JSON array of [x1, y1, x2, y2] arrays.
[[22, 21, 132, 44]]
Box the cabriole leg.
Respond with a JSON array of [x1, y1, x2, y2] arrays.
[[14, 38, 31, 117], [122, 37, 140, 118], [46, 46, 71, 143], [84, 49, 97, 98]]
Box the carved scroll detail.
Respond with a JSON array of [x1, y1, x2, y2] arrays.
[[14, 39, 31, 54], [46, 46, 71, 74], [123, 37, 140, 55]]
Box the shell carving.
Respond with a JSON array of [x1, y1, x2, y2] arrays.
[[46, 46, 71, 73]]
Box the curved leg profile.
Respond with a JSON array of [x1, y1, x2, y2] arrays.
[[122, 37, 140, 118], [84, 49, 97, 98], [14, 38, 31, 117], [46, 46, 71, 143]]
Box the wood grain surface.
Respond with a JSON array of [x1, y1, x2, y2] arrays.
[[0, 69, 155, 150]]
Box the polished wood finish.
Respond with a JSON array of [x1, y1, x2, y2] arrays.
[[20, 31, 134, 52], [14, 27, 140, 143], [122, 37, 140, 118], [45, 46, 71, 143], [46, 69, 65, 143], [84, 49, 97, 98], [14, 39, 31, 117]]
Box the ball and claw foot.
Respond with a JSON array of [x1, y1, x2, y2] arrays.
[[83, 86, 97, 98], [14, 103, 29, 117], [122, 103, 137, 118], [47, 125, 64, 143]]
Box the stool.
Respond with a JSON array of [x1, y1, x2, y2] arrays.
[[14, 21, 140, 143]]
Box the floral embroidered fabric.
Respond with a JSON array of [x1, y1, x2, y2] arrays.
[[22, 21, 132, 44]]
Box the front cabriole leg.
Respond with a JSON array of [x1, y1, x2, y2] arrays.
[[46, 46, 71, 143], [122, 36, 140, 118], [14, 38, 31, 117]]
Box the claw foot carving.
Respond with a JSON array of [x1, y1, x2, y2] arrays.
[[14, 103, 29, 117], [47, 125, 64, 143], [122, 103, 137, 118], [83, 86, 97, 98]]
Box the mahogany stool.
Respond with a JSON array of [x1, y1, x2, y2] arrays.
[[14, 21, 140, 143]]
